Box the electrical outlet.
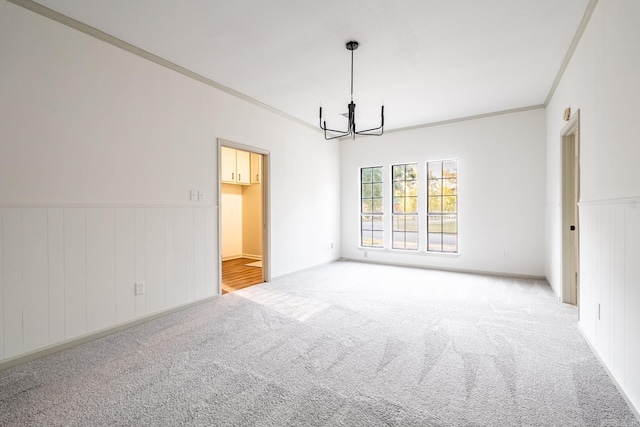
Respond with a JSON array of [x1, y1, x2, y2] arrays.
[[330, 242, 334, 249], [135, 281, 145, 295], [502, 249, 509, 258], [189, 190, 197, 201], [197, 191, 204, 201], [364, 252, 368, 258]]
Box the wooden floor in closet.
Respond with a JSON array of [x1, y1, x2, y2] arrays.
[[221, 257, 264, 294]]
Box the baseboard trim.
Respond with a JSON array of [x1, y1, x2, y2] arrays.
[[577, 323, 640, 423], [0, 296, 218, 372], [221, 254, 262, 262], [340, 257, 546, 281]]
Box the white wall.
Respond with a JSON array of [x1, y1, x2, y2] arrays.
[[220, 182, 262, 260], [341, 108, 546, 277], [545, 0, 640, 413], [0, 1, 340, 363], [242, 182, 263, 259], [221, 184, 243, 260]]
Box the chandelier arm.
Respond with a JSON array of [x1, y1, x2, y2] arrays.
[[323, 125, 351, 136], [355, 128, 384, 136], [355, 126, 384, 135], [354, 122, 384, 134], [321, 121, 352, 134], [319, 106, 351, 134], [354, 105, 384, 134], [324, 127, 352, 141]]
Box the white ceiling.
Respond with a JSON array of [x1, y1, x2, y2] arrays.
[[33, 0, 591, 132]]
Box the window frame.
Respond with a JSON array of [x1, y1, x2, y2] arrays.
[[391, 162, 419, 251], [426, 159, 458, 253], [359, 166, 384, 248]]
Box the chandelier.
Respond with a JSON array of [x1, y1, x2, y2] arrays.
[[319, 41, 385, 140]]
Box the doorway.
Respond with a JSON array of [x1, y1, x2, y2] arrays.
[[561, 110, 580, 311], [218, 139, 270, 294]]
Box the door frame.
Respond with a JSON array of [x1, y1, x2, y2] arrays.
[[217, 138, 271, 294], [561, 110, 580, 311]]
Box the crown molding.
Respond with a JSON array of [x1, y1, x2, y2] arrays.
[[544, 0, 600, 106], [350, 104, 545, 139], [7, 0, 599, 138], [6, 0, 319, 134]]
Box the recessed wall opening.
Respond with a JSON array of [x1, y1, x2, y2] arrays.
[[561, 110, 580, 310], [218, 139, 270, 294]]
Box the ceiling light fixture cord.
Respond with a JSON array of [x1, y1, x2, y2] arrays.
[[350, 46, 354, 102], [319, 41, 384, 140]]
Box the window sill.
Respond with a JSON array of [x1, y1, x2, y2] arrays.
[[358, 247, 460, 257]]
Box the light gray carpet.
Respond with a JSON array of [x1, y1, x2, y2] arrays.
[[0, 261, 638, 426]]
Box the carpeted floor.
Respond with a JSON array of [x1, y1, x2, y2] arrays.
[[0, 261, 638, 426]]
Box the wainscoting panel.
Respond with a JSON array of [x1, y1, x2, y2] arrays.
[[205, 207, 217, 297], [579, 199, 640, 413], [596, 204, 611, 362], [115, 208, 136, 324], [0, 205, 219, 363], [579, 206, 594, 339], [86, 208, 116, 334], [612, 205, 626, 379], [164, 209, 175, 309], [48, 208, 65, 346], [64, 208, 87, 340], [194, 208, 206, 300], [186, 208, 195, 302], [3, 209, 24, 358], [0, 210, 4, 359], [134, 208, 146, 318], [22, 208, 49, 353], [173, 208, 187, 307], [624, 202, 640, 402], [146, 208, 166, 315]]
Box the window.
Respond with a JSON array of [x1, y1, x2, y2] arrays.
[[427, 160, 458, 252], [360, 166, 383, 247], [392, 163, 418, 250]]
